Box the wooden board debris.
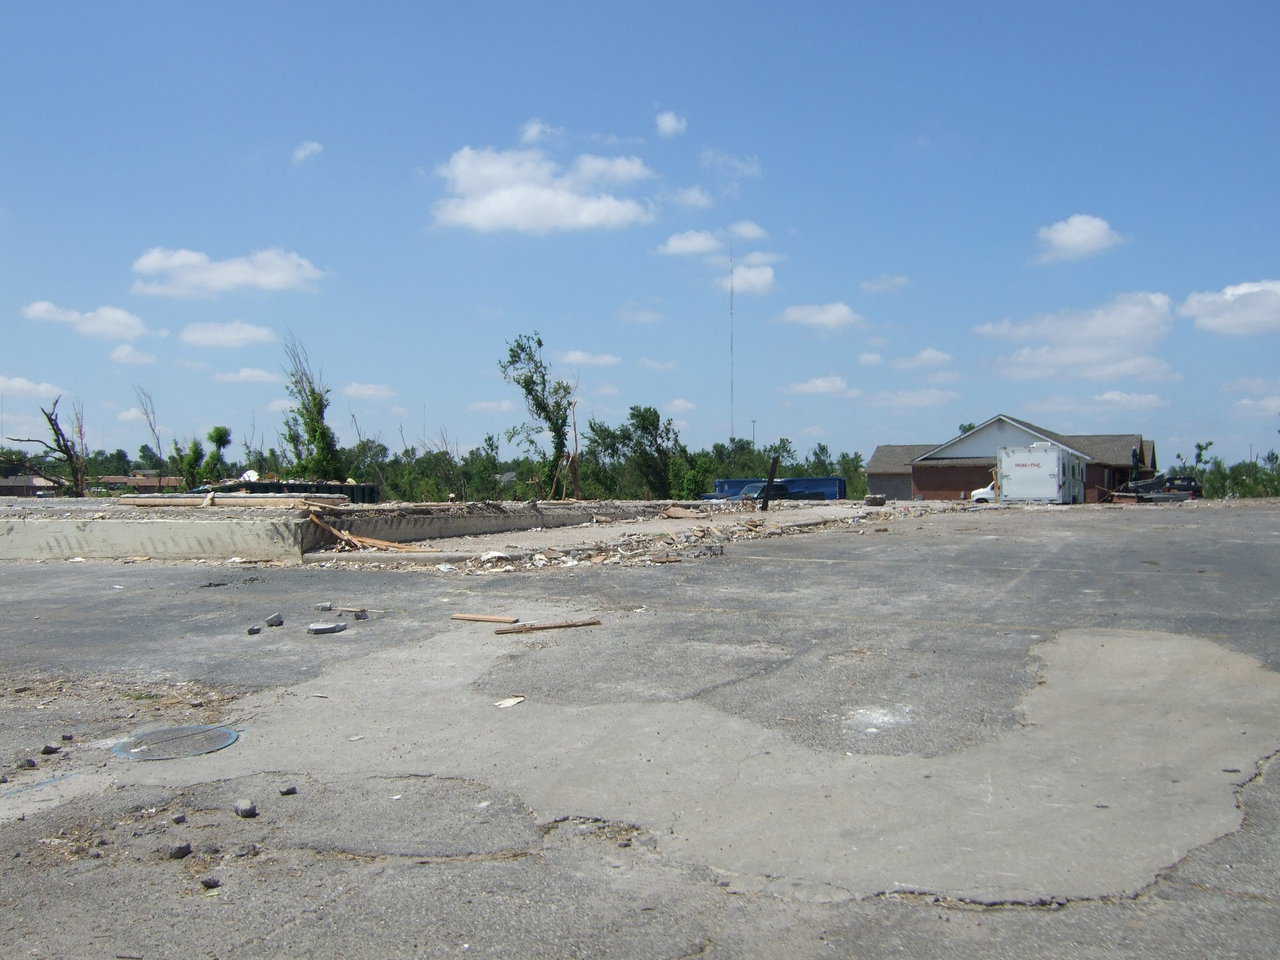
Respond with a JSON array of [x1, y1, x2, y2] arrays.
[[494, 618, 601, 635], [451, 613, 520, 624]]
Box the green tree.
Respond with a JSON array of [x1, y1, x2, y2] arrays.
[[282, 338, 343, 480], [135, 444, 164, 471], [173, 438, 205, 490], [202, 426, 232, 481], [498, 333, 574, 493], [958, 422, 977, 434]]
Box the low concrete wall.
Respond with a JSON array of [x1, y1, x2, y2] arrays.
[[0, 501, 718, 562], [332, 503, 606, 543], [0, 518, 314, 562]]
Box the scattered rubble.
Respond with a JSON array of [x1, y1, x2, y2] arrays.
[[233, 799, 258, 819]]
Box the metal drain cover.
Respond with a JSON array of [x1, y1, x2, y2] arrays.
[[113, 725, 239, 761]]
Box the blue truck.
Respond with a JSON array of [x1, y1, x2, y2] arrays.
[[703, 476, 847, 501]]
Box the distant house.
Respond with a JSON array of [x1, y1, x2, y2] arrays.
[[93, 474, 184, 492], [868, 414, 1156, 502], [0, 475, 58, 497]]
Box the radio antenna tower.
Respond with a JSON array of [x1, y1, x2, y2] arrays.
[[728, 242, 735, 442]]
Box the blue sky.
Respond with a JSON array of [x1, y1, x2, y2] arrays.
[[3, 1, 1279, 467]]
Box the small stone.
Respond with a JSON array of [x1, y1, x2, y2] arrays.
[[233, 843, 261, 857], [233, 799, 258, 818], [279, 785, 298, 796], [13, 686, 31, 693], [264, 613, 284, 627], [16, 758, 36, 769], [40, 745, 60, 755], [352, 609, 369, 621], [200, 843, 222, 856], [171, 814, 187, 825], [167, 842, 192, 859], [314, 601, 333, 611], [61, 733, 74, 742], [247, 625, 262, 636], [0, 775, 7, 783], [307, 622, 346, 635], [200, 876, 222, 890]]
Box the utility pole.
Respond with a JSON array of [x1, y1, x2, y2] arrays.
[[728, 241, 735, 442], [751, 419, 756, 447]]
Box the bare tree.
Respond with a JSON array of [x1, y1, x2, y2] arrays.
[[134, 386, 165, 487], [3, 396, 88, 496]]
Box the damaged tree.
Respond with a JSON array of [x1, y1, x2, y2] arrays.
[[282, 336, 343, 481], [499, 332, 575, 495], [2, 396, 88, 496]]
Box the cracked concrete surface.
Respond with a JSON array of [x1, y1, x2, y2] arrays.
[[2, 500, 1279, 958]]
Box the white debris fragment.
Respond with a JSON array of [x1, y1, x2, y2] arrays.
[[493, 696, 526, 709]]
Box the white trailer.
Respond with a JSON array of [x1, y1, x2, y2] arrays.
[[997, 442, 1086, 504]]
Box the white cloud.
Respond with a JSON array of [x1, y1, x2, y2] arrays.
[[718, 264, 774, 295], [595, 384, 620, 396], [784, 376, 860, 398], [468, 399, 515, 413], [433, 146, 654, 234], [975, 292, 1177, 382], [1093, 391, 1167, 410], [1224, 377, 1280, 396], [1236, 396, 1280, 416], [265, 398, 293, 413], [655, 111, 687, 138], [1036, 213, 1123, 263], [117, 407, 146, 422], [778, 302, 864, 330], [857, 352, 883, 366], [640, 357, 675, 371], [23, 301, 146, 340], [927, 370, 961, 385], [343, 382, 396, 400], [1181, 280, 1280, 335], [892, 347, 952, 370], [180, 321, 276, 348], [292, 140, 323, 165], [801, 425, 825, 437], [390, 405, 409, 418], [672, 186, 713, 208], [110, 344, 156, 365], [617, 303, 663, 325], [728, 220, 766, 240], [0, 374, 64, 398], [214, 367, 282, 384], [132, 247, 324, 297], [566, 154, 655, 186], [519, 118, 561, 144], [657, 230, 721, 255], [699, 149, 762, 179], [741, 251, 784, 266], [860, 274, 909, 293], [871, 388, 959, 409], [560, 350, 621, 367], [667, 397, 696, 413]]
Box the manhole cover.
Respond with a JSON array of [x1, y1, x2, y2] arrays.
[[112, 725, 240, 761]]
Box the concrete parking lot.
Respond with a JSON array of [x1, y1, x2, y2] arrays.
[[2, 501, 1278, 958]]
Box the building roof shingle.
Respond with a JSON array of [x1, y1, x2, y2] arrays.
[[867, 444, 936, 475]]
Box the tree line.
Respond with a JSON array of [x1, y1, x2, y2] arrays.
[[1, 335, 868, 501]]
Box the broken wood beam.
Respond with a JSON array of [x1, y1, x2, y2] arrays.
[[451, 614, 520, 624], [494, 618, 601, 635]]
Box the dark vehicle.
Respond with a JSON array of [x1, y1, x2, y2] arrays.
[[1163, 475, 1202, 497], [708, 476, 847, 500], [730, 481, 792, 501]]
